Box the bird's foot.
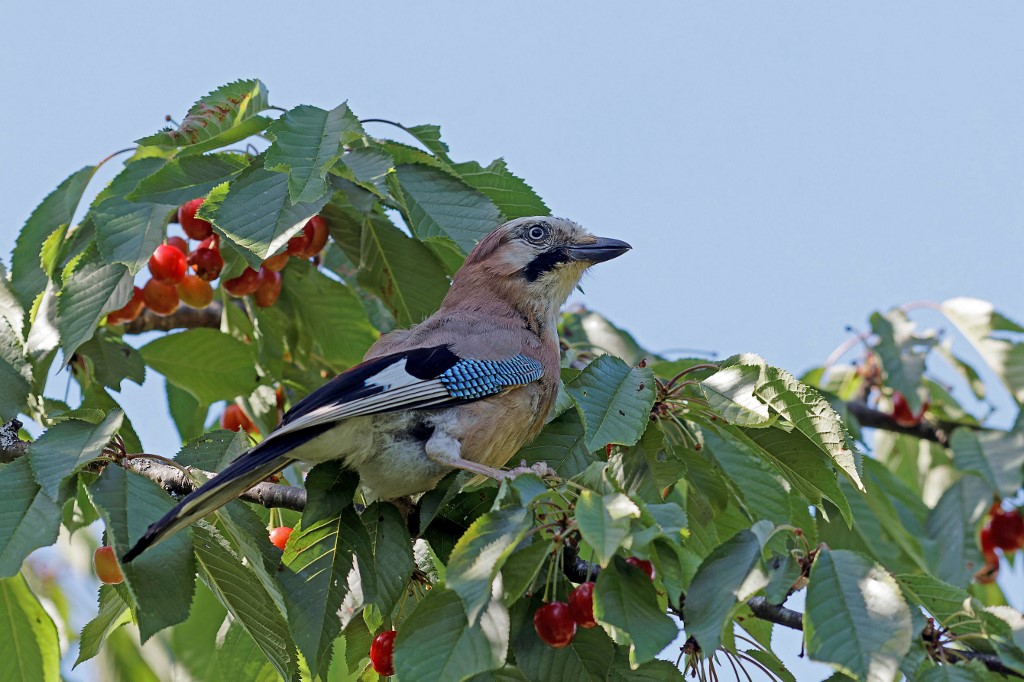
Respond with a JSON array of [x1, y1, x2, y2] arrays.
[[502, 460, 557, 480]]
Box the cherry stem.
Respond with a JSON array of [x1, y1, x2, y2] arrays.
[[96, 147, 137, 170]]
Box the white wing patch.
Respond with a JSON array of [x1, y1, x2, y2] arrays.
[[264, 358, 450, 442]]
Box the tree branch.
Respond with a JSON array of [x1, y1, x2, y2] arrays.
[[563, 546, 1022, 677], [120, 455, 306, 511], [0, 419, 29, 463], [121, 302, 222, 334], [845, 400, 951, 445], [1, 420, 306, 510]]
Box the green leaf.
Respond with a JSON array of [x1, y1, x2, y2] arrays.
[[447, 506, 532, 622], [703, 430, 792, 525], [280, 464, 357, 677], [139, 328, 260, 404], [266, 104, 364, 204], [166, 381, 208, 444], [394, 587, 508, 680], [57, 244, 133, 359], [339, 146, 394, 196], [451, 159, 550, 220], [0, 457, 61, 578], [29, 411, 123, 500], [870, 310, 931, 411], [203, 164, 331, 264], [126, 153, 249, 205], [86, 465, 196, 641], [896, 574, 971, 624], [566, 355, 656, 451], [575, 491, 641, 565], [0, 317, 32, 421], [594, 556, 678, 664], [950, 427, 1024, 498], [193, 523, 298, 680], [10, 166, 96, 310], [76, 330, 146, 391], [934, 341, 986, 401], [0, 272, 25, 341], [393, 164, 503, 253], [701, 362, 773, 427], [925, 475, 990, 586], [92, 157, 175, 273], [942, 297, 1024, 404], [405, 123, 451, 159], [137, 79, 271, 155], [559, 308, 652, 366], [755, 366, 864, 492], [356, 213, 450, 326], [75, 584, 131, 666], [0, 573, 60, 682], [278, 260, 378, 371], [168, 582, 227, 680], [216, 617, 284, 681], [359, 501, 415, 619], [516, 407, 597, 478], [684, 527, 770, 654], [500, 538, 551, 606], [804, 548, 913, 681], [725, 425, 852, 524]]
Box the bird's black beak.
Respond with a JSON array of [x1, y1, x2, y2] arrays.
[[566, 237, 632, 264]]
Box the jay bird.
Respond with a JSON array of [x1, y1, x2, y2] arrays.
[[123, 217, 630, 561]]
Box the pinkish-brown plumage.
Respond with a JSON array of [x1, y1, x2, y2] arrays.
[[123, 217, 629, 560]]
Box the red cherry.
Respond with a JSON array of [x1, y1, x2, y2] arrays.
[[625, 557, 655, 580], [989, 509, 1024, 552], [178, 198, 213, 240], [141, 279, 180, 316], [534, 602, 576, 648], [269, 526, 293, 550], [223, 267, 260, 297], [106, 286, 145, 325], [94, 546, 124, 584], [221, 404, 259, 434], [165, 236, 189, 256], [370, 630, 397, 676], [254, 268, 282, 308], [188, 248, 224, 281], [177, 275, 214, 309], [891, 392, 921, 428], [981, 524, 999, 564], [148, 244, 188, 285], [286, 223, 313, 257], [304, 215, 329, 256], [197, 233, 220, 251], [568, 582, 597, 628], [262, 252, 290, 272]]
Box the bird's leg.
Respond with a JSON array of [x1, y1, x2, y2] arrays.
[[423, 429, 509, 480]]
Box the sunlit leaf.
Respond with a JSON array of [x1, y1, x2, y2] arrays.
[[0, 573, 60, 681], [804, 548, 912, 681]]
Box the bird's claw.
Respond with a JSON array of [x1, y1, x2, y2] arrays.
[[502, 460, 557, 480]]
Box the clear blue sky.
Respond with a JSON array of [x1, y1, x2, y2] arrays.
[[4, 2, 1024, 679]]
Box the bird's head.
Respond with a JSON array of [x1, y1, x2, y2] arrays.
[[446, 217, 631, 319]]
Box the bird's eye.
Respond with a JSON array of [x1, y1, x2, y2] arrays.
[[527, 225, 548, 242]]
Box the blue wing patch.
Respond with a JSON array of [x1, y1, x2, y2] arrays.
[[439, 354, 544, 400]]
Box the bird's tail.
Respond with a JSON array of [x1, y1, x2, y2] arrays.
[[122, 431, 314, 562]]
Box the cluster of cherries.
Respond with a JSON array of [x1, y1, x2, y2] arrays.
[[106, 197, 330, 324], [977, 502, 1024, 583], [534, 557, 654, 648]]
